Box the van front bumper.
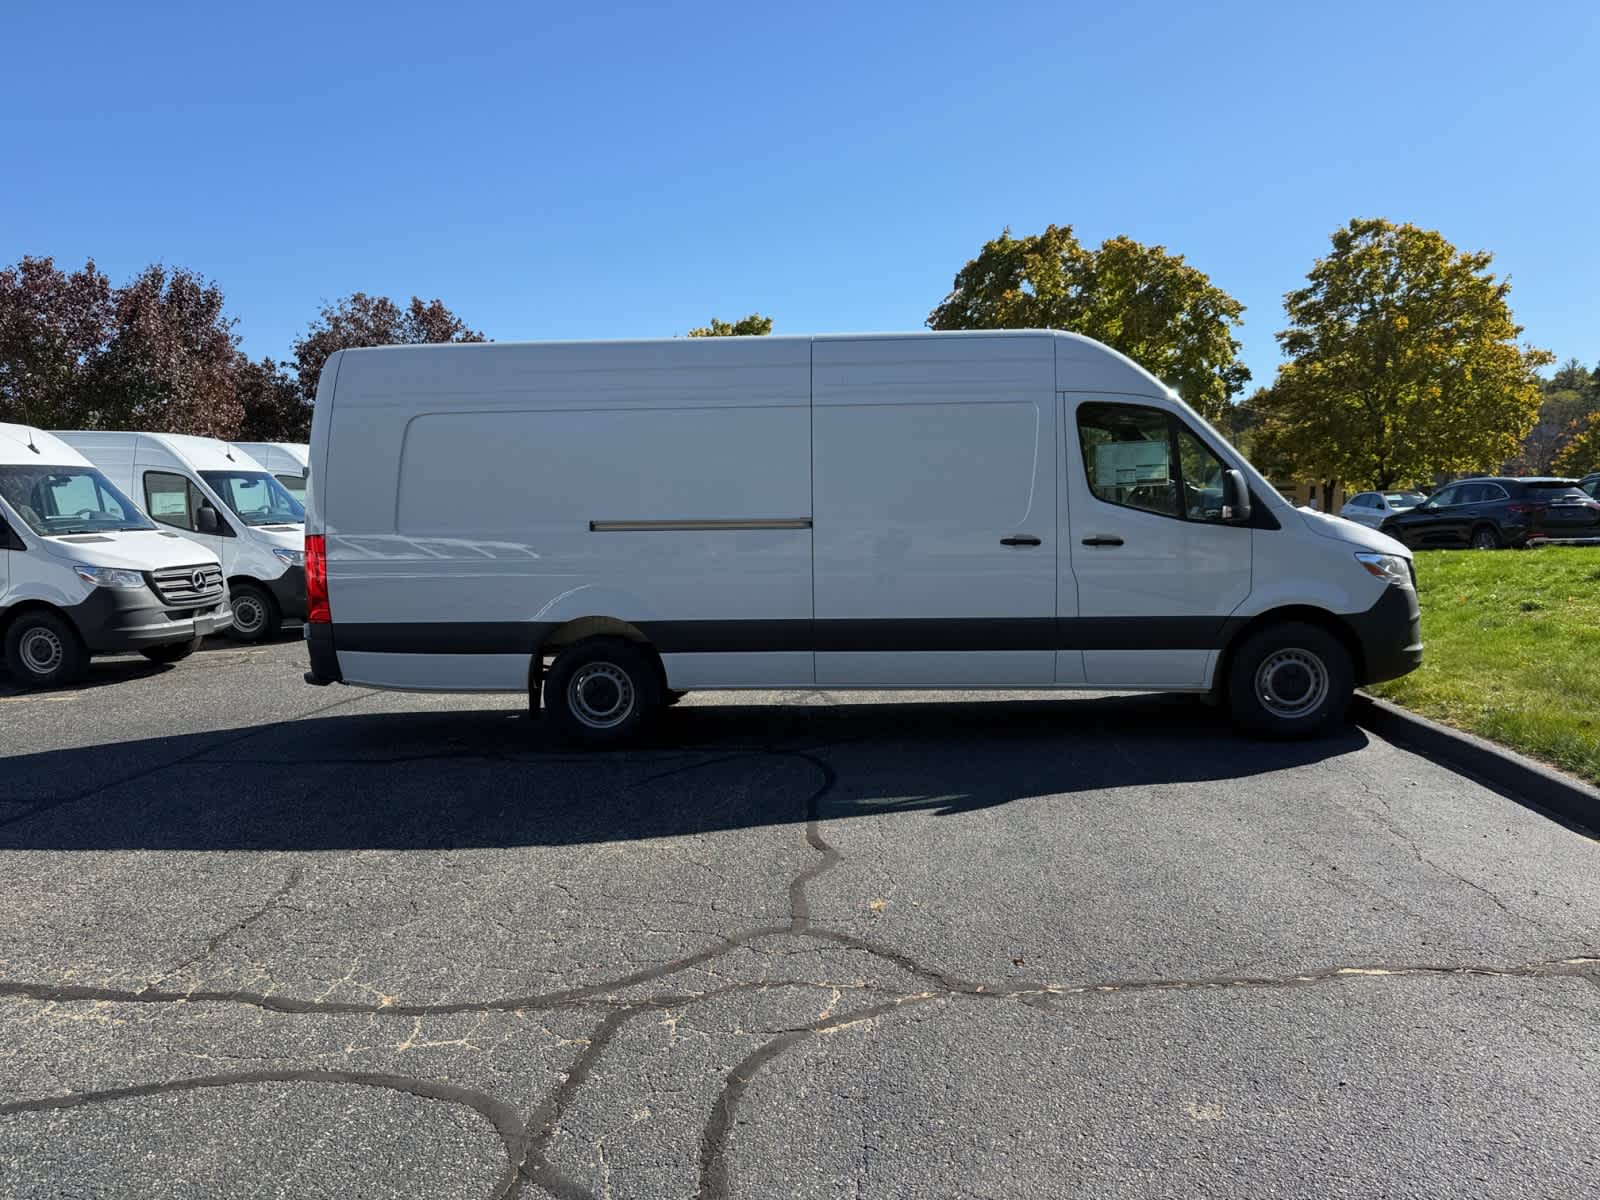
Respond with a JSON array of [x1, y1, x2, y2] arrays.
[[266, 565, 307, 621], [67, 589, 235, 653], [1341, 582, 1423, 686]]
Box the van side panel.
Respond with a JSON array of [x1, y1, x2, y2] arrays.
[[321, 339, 815, 691], [811, 336, 1058, 687]]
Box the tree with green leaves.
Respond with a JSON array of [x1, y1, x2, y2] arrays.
[[292, 293, 485, 403], [1516, 359, 1593, 473], [927, 225, 1248, 421], [1255, 218, 1550, 492], [687, 313, 773, 337], [1555, 411, 1600, 475]]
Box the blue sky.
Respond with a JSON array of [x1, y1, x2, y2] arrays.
[[4, 0, 1596, 388]]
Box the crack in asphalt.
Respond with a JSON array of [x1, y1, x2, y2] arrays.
[[3, 722, 1598, 1200], [0, 691, 374, 833], [144, 864, 308, 991], [0, 1067, 531, 1180]]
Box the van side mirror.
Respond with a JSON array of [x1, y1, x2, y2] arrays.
[[0, 516, 22, 550], [196, 505, 221, 534], [1222, 469, 1252, 523]]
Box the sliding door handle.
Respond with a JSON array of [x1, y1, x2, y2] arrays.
[[999, 534, 1042, 547], [1081, 535, 1124, 547]]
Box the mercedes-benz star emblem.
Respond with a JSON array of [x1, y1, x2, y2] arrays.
[[192, 569, 208, 591]]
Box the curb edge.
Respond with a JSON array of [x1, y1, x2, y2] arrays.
[[1351, 693, 1599, 838]]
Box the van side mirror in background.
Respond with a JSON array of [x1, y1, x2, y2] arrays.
[[1222, 469, 1252, 523], [196, 505, 221, 534]]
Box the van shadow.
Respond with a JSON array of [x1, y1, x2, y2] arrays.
[[0, 694, 1374, 852]]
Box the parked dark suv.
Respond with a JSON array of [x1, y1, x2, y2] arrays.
[[1379, 477, 1600, 549]]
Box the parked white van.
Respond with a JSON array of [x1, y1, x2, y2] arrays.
[[0, 423, 231, 686], [58, 432, 306, 642], [233, 442, 310, 504], [304, 332, 1421, 743]]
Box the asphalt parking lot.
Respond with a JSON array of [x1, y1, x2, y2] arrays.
[[1, 637, 1597, 1199]]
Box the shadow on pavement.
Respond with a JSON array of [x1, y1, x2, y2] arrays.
[[0, 693, 1376, 852]]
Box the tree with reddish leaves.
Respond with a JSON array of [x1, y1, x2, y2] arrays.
[[292, 293, 485, 403], [84, 265, 243, 436], [0, 256, 115, 429]]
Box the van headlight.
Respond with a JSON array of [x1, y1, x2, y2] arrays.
[[272, 547, 304, 567], [74, 564, 147, 589], [1355, 552, 1413, 589]]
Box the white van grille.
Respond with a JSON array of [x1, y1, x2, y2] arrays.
[[150, 563, 225, 607]]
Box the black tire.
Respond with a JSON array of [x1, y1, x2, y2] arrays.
[[543, 637, 663, 748], [227, 582, 281, 642], [1226, 621, 1354, 739], [4, 609, 88, 689], [141, 637, 201, 664], [1470, 524, 1502, 550]]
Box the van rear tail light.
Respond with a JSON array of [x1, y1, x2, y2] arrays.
[[306, 534, 330, 623]]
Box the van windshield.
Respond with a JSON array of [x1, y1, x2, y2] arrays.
[[0, 465, 156, 535], [199, 470, 305, 525]]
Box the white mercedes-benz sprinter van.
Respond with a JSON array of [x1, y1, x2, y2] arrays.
[[1, 423, 232, 687], [58, 432, 306, 642], [233, 442, 310, 504], [303, 332, 1421, 744]]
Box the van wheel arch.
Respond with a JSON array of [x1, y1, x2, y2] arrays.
[[225, 577, 281, 642], [2, 602, 90, 688], [534, 617, 670, 705], [1214, 606, 1365, 691]]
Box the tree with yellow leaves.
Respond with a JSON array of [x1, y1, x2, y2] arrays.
[[1254, 218, 1549, 491]]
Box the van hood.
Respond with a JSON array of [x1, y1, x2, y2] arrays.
[[1297, 508, 1411, 557], [40, 528, 222, 571], [248, 523, 305, 550]]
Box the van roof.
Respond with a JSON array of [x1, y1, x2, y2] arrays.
[[0, 422, 92, 468], [327, 329, 1167, 400], [55, 430, 268, 473]]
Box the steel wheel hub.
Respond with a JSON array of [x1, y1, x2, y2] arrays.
[[1255, 648, 1329, 720], [568, 663, 635, 729], [19, 628, 64, 676]]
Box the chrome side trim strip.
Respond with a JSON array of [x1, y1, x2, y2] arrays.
[[588, 518, 812, 532]]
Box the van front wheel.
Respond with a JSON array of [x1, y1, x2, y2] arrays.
[[544, 638, 663, 748], [1226, 622, 1353, 738], [227, 583, 281, 643], [4, 610, 88, 689]]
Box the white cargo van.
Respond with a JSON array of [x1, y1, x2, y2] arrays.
[[233, 442, 310, 504], [0, 423, 232, 686], [58, 432, 306, 642], [304, 332, 1421, 744]]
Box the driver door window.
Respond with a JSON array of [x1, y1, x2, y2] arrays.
[[144, 471, 199, 531], [1076, 402, 1236, 524]]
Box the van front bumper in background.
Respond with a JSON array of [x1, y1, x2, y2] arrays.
[[67, 588, 235, 652], [266, 565, 307, 620], [1341, 582, 1423, 686]]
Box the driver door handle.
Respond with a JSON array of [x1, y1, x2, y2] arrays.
[[1081, 535, 1124, 547], [999, 534, 1041, 547]]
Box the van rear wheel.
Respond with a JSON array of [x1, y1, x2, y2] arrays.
[[544, 638, 663, 747], [4, 610, 88, 689], [1226, 621, 1353, 738], [227, 582, 281, 642]]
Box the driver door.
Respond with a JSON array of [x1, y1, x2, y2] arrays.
[[1065, 399, 1252, 687], [141, 469, 234, 571]]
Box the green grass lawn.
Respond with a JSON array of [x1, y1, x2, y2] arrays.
[[1368, 546, 1600, 786]]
